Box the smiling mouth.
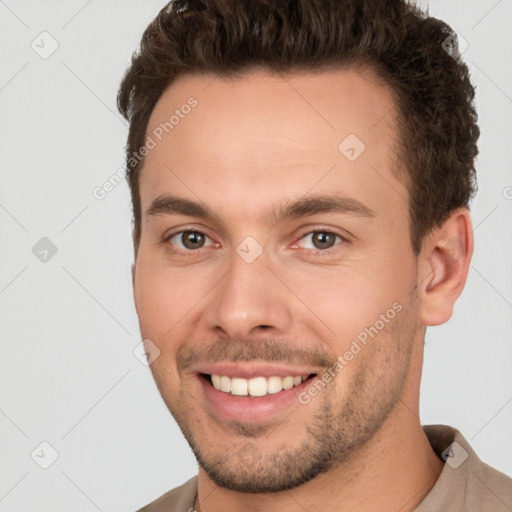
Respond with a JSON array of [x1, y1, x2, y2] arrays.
[[200, 373, 317, 397]]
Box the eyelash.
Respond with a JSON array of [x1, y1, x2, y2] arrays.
[[162, 228, 347, 257]]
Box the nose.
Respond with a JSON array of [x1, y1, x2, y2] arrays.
[[203, 247, 293, 340]]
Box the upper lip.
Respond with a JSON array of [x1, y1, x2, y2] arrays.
[[192, 362, 318, 379]]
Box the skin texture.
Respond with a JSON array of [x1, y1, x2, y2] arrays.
[[132, 66, 473, 512]]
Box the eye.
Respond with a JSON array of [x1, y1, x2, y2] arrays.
[[163, 228, 346, 256], [165, 230, 217, 252], [294, 230, 345, 254]]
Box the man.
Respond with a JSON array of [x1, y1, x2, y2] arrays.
[[117, 0, 512, 510]]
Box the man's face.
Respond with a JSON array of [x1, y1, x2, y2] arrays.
[[133, 67, 422, 492]]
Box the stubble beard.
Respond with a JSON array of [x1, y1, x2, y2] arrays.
[[155, 302, 417, 493]]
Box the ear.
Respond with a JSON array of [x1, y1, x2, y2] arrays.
[[131, 262, 136, 289], [418, 208, 474, 326], [131, 261, 139, 316], [131, 226, 138, 305]]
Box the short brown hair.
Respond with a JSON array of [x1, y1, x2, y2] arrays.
[[117, 0, 479, 256]]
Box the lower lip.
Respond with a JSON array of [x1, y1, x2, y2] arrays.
[[198, 375, 316, 423]]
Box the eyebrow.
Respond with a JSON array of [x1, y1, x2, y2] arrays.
[[145, 193, 376, 226]]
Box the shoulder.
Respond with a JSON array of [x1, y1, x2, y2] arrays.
[[468, 455, 512, 509], [136, 475, 198, 512], [419, 424, 512, 511]]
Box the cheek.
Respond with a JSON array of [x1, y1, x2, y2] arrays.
[[133, 255, 180, 337], [133, 253, 212, 367], [284, 267, 386, 334]]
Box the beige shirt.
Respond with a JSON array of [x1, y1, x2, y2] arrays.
[[138, 424, 512, 511]]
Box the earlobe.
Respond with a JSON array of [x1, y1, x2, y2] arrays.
[[418, 209, 474, 326]]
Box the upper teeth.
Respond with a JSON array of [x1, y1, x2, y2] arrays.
[[211, 374, 307, 397]]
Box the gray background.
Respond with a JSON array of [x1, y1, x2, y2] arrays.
[[0, 0, 511, 510]]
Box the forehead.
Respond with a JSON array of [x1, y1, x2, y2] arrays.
[[140, 66, 406, 224]]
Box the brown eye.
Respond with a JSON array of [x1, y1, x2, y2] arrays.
[[311, 232, 337, 250], [181, 231, 205, 249], [294, 230, 345, 255], [166, 230, 214, 252]]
